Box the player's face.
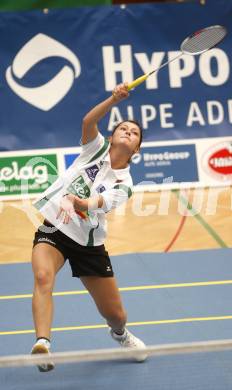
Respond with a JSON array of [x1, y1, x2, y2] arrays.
[[111, 122, 141, 154]]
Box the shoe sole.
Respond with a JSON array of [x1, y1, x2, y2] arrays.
[[31, 344, 55, 372]]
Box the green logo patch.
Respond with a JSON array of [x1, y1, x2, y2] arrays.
[[68, 175, 90, 199]]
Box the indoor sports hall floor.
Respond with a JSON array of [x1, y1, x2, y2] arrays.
[[1, 248, 232, 389], [0, 188, 232, 388]]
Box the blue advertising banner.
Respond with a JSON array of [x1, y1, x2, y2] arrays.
[[130, 144, 198, 185], [64, 153, 80, 168], [0, 0, 231, 152]]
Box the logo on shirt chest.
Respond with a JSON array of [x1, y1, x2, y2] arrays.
[[85, 165, 99, 182], [96, 184, 106, 193], [68, 175, 90, 199]]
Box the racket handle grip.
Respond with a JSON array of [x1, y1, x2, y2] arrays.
[[127, 74, 148, 90]]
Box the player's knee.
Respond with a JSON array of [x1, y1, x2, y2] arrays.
[[34, 269, 54, 291]]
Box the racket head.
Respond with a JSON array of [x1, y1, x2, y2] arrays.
[[180, 25, 227, 55]]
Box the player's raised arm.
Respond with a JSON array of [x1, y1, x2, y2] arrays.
[[81, 83, 129, 145]]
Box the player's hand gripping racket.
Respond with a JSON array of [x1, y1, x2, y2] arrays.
[[127, 25, 227, 91]]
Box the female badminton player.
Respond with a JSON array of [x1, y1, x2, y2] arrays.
[[31, 82, 147, 372]]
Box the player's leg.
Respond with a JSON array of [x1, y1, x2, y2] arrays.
[[31, 243, 65, 372], [81, 275, 127, 332], [32, 243, 65, 339], [80, 276, 147, 361]]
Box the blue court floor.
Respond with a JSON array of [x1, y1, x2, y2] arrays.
[[0, 248, 232, 389]]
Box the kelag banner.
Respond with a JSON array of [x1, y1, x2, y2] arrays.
[[0, 0, 232, 152]]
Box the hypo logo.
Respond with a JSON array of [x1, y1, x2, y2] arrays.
[[202, 142, 232, 181], [131, 153, 142, 164], [5, 33, 81, 111]]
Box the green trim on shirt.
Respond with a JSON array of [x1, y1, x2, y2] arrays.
[[87, 137, 109, 163], [34, 186, 63, 210], [87, 228, 95, 246], [113, 184, 132, 198]]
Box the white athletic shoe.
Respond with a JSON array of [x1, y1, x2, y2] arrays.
[[31, 339, 55, 372], [110, 328, 148, 362]]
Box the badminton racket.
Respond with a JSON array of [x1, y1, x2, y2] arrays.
[[127, 25, 227, 90]]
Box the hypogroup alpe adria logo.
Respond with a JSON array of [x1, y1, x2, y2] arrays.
[[5, 33, 81, 111]]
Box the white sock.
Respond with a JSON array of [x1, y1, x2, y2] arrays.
[[36, 338, 51, 349], [112, 329, 127, 339]]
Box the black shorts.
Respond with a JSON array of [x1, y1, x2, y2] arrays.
[[33, 220, 114, 278]]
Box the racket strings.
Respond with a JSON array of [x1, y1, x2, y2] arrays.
[[182, 26, 227, 54]]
